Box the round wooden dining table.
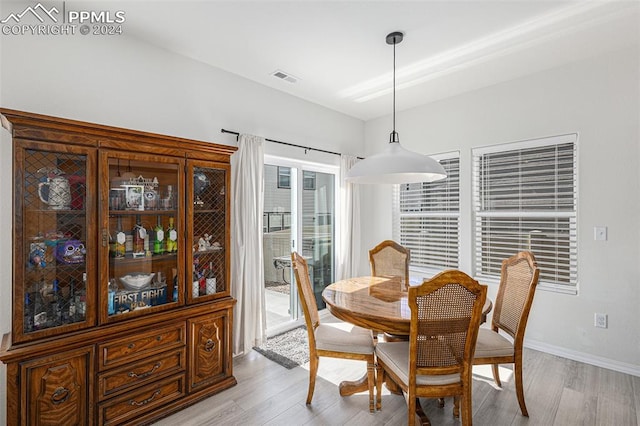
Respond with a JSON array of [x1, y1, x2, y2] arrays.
[[321, 274, 492, 417], [322, 275, 492, 336]]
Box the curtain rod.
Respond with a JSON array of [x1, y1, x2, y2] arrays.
[[220, 128, 363, 160]]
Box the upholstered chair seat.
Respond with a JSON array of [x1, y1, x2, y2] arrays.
[[376, 342, 461, 386], [315, 323, 374, 354], [474, 328, 515, 358]]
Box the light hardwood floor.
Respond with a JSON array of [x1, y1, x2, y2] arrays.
[[154, 345, 639, 426]]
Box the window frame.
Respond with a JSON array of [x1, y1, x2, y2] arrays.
[[393, 151, 461, 280], [302, 171, 316, 190], [277, 166, 291, 189], [472, 133, 578, 294]]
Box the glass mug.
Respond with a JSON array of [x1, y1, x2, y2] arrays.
[[144, 189, 158, 210], [155, 271, 166, 286], [109, 188, 126, 210]]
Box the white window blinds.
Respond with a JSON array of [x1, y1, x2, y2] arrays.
[[473, 134, 577, 290], [395, 155, 460, 271]]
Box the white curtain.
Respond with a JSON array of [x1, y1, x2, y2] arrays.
[[337, 155, 361, 279], [231, 133, 266, 355]]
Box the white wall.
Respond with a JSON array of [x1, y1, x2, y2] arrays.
[[362, 46, 640, 372], [0, 33, 363, 420]]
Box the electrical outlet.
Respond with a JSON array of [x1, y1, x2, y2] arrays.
[[594, 226, 607, 241], [594, 313, 608, 328]]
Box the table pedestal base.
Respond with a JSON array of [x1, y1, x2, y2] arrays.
[[339, 374, 440, 425], [383, 381, 432, 426], [338, 375, 368, 396]]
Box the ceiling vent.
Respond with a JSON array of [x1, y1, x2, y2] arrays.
[[271, 69, 298, 84]]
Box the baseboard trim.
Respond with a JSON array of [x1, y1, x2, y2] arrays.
[[525, 339, 640, 377]]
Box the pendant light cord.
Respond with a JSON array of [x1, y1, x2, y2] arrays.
[[388, 32, 401, 144], [393, 39, 396, 136]]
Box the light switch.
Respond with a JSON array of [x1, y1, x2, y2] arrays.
[[594, 226, 607, 241]]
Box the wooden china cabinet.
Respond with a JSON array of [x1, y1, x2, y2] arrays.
[[0, 109, 237, 425]]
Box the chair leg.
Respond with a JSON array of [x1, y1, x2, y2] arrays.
[[407, 395, 417, 426], [491, 363, 502, 387], [415, 398, 429, 425], [453, 396, 460, 418], [306, 355, 318, 405], [514, 354, 529, 416], [461, 387, 472, 426], [375, 363, 384, 411], [367, 361, 375, 412]]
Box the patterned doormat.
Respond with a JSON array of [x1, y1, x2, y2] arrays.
[[253, 326, 309, 369]]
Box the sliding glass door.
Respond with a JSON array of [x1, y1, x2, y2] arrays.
[[263, 158, 337, 334]]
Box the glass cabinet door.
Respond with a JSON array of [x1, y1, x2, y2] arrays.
[[100, 151, 184, 323], [187, 161, 229, 303], [15, 141, 96, 343]]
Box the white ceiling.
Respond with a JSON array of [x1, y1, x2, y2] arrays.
[[101, 1, 639, 121]]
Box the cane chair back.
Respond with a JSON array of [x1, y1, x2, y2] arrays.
[[291, 252, 376, 412], [474, 251, 540, 417], [376, 270, 487, 426], [293, 252, 320, 339], [492, 251, 539, 339], [369, 240, 410, 286]]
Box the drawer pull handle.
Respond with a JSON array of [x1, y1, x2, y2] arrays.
[[156, 336, 162, 341], [128, 362, 162, 379], [128, 343, 135, 349], [129, 389, 161, 407], [51, 387, 70, 405], [204, 339, 216, 352]]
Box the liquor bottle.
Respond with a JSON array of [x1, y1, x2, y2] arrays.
[[108, 279, 118, 315], [115, 217, 126, 258], [51, 279, 63, 326], [172, 274, 179, 302], [68, 279, 77, 321], [76, 288, 87, 320], [166, 185, 175, 209], [60, 282, 71, 323], [75, 273, 87, 321], [192, 267, 200, 298], [165, 216, 177, 253], [33, 279, 47, 330], [153, 216, 164, 255], [143, 228, 150, 255], [132, 215, 146, 257], [199, 270, 206, 296], [205, 262, 216, 295], [24, 292, 34, 332]]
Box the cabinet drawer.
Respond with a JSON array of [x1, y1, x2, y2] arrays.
[[98, 374, 185, 426], [98, 348, 186, 401], [98, 323, 186, 370]]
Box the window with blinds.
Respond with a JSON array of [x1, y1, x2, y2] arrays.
[[473, 134, 577, 291], [394, 154, 460, 271]]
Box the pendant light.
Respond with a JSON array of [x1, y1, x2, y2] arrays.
[[346, 31, 447, 184]]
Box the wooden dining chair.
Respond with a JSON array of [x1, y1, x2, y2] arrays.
[[375, 270, 487, 426], [473, 251, 540, 417], [291, 252, 376, 412], [369, 240, 410, 287]]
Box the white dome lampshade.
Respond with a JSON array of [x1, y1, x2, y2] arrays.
[[346, 137, 446, 184], [346, 31, 446, 185]]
